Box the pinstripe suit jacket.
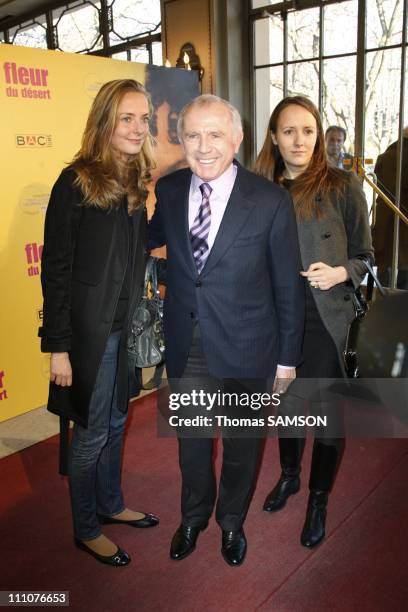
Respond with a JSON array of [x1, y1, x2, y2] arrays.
[[149, 162, 305, 379]]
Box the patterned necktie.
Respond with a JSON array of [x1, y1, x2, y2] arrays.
[[190, 182, 212, 273]]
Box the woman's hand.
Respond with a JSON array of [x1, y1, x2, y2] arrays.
[[300, 262, 348, 291], [50, 352, 72, 387]]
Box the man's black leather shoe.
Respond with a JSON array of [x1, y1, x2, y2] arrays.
[[221, 529, 247, 566], [98, 512, 159, 528], [300, 490, 328, 548], [263, 473, 300, 512], [170, 523, 207, 560], [74, 538, 131, 566]]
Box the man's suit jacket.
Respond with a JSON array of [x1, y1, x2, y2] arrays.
[[372, 138, 408, 274], [149, 162, 305, 379]]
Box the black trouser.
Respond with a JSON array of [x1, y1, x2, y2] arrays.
[[277, 286, 345, 493], [177, 324, 262, 531], [278, 436, 344, 492]]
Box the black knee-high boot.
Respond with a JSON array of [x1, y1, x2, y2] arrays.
[[300, 439, 345, 547], [263, 437, 306, 512]]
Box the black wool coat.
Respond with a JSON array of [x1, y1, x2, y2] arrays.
[[39, 168, 147, 427]]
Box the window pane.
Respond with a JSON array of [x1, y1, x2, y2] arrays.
[[254, 16, 283, 66], [110, 0, 161, 44], [130, 47, 149, 63], [322, 56, 356, 152], [9, 19, 47, 49], [366, 0, 403, 49], [111, 51, 129, 61], [287, 61, 319, 106], [54, 2, 102, 53], [255, 66, 283, 153], [365, 48, 401, 161], [288, 8, 319, 61], [110, 47, 150, 63], [152, 41, 163, 66], [252, 0, 283, 7], [324, 1, 357, 56]]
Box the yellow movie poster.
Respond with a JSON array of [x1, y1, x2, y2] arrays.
[[0, 43, 198, 422]]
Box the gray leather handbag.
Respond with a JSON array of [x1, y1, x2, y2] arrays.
[[127, 256, 164, 369]]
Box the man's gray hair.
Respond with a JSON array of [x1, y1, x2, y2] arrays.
[[177, 94, 243, 141]]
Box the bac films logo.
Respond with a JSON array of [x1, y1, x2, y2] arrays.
[[25, 242, 43, 277], [0, 371, 7, 401], [3, 61, 51, 100], [16, 134, 52, 148]]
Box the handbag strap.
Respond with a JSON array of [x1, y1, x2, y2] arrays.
[[361, 258, 387, 301], [150, 256, 159, 295], [336, 192, 386, 302], [142, 256, 159, 299]]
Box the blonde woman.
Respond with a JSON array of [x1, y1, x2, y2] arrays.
[[40, 80, 159, 566]]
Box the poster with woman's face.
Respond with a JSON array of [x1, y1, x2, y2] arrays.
[[145, 65, 199, 211], [145, 65, 199, 259]]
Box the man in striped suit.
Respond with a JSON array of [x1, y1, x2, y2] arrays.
[[149, 94, 304, 566]]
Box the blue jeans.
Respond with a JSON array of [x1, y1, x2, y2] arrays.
[[69, 331, 127, 540]]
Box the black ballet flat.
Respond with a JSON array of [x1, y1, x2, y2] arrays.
[[74, 538, 131, 566], [98, 512, 160, 528]]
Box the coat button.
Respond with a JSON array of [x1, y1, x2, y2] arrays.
[[344, 294, 351, 301], [195, 280, 202, 287], [190, 312, 195, 319], [322, 232, 331, 239]]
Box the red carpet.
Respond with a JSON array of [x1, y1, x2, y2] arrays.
[[1, 393, 408, 611]]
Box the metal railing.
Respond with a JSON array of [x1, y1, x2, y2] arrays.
[[353, 157, 408, 290]]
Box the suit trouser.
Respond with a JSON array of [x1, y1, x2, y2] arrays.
[[177, 324, 262, 532]]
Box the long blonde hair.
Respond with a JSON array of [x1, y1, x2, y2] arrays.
[[254, 95, 347, 220], [71, 79, 155, 212]]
